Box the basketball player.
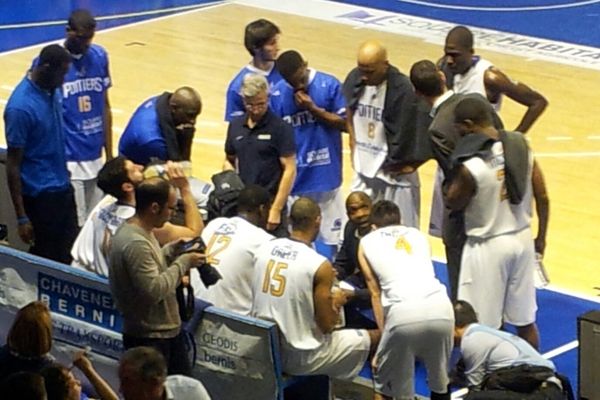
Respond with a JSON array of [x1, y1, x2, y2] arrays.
[[225, 19, 282, 121], [358, 201, 453, 400], [251, 197, 378, 378], [271, 50, 346, 254], [445, 96, 539, 349], [32, 10, 113, 227], [443, 25, 547, 134], [343, 40, 421, 228], [196, 185, 273, 315]]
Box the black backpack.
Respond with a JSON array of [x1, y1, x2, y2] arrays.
[[206, 170, 245, 221]]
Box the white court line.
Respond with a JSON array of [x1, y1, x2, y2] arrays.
[[587, 135, 600, 140], [395, 0, 600, 12], [542, 340, 579, 359], [112, 108, 124, 114], [547, 136, 573, 141], [0, 1, 226, 58], [193, 137, 224, 146], [535, 151, 600, 157], [0, 85, 13, 91]]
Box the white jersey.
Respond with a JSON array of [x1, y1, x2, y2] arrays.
[[453, 58, 502, 111], [463, 141, 528, 238], [361, 225, 446, 309], [251, 238, 327, 350], [200, 216, 273, 315], [353, 83, 388, 179], [71, 195, 135, 277]]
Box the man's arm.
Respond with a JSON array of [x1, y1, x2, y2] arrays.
[[6, 147, 33, 244], [346, 108, 356, 168], [484, 67, 548, 133], [267, 154, 296, 231], [295, 91, 347, 131], [123, 241, 202, 303], [444, 165, 476, 211], [313, 260, 343, 334], [357, 244, 385, 330], [531, 159, 549, 255], [153, 163, 203, 245], [103, 92, 113, 160]]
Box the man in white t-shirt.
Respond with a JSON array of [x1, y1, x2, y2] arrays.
[[445, 96, 539, 349], [358, 200, 453, 400], [119, 346, 211, 400], [195, 185, 273, 315], [70, 156, 203, 277], [343, 40, 422, 228], [251, 197, 379, 378]]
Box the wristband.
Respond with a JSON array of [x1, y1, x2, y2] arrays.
[[17, 216, 30, 225]]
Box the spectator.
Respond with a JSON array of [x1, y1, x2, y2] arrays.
[[119, 346, 210, 400], [41, 350, 117, 400], [0, 301, 54, 380], [4, 44, 78, 263], [0, 371, 47, 400]]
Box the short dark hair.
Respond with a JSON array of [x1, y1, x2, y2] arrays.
[[120, 346, 167, 383], [290, 197, 320, 231], [454, 96, 493, 126], [276, 50, 304, 82], [237, 184, 271, 213], [97, 156, 129, 199], [244, 19, 280, 56], [135, 177, 171, 213], [454, 300, 478, 328], [40, 364, 70, 400], [0, 372, 47, 400], [410, 60, 444, 97], [369, 200, 400, 228], [38, 44, 71, 69], [68, 9, 96, 31], [446, 25, 473, 50]]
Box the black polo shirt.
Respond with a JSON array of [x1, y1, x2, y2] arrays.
[[225, 110, 295, 196]]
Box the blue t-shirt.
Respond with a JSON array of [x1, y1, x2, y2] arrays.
[[32, 44, 111, 162], [118, 96, 166, 165], [224, 64, 283, 122], [4, 77, 70, 196], [270, 69, 345, 194]]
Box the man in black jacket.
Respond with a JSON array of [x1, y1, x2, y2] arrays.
[[343, 40, 431, 229]]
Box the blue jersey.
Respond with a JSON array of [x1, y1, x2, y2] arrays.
[[4, 77, 70, 196], [224, 64, 283, 122], [271, 69, 345, 194], [118, 96, 166, 165], [32, 44, 111, 162]]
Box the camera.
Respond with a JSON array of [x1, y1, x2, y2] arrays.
[[178, 237, 222, 288]]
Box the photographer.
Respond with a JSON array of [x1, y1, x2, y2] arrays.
[[108, 177, 206, 376]]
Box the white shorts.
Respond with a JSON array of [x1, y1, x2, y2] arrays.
[[458, 228, 537, 328], [289, 188, 345, 245], [351, 173, 420, 229], [374, 294, 453, 399], [71, 178, 103, 227], [281, 329, 370, 380], [428, 167, 444, 238]]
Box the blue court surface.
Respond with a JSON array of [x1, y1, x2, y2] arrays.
[[333, 0, 600, 48]]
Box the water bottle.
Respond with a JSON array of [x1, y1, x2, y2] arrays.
[[533, 252, 550, 288]]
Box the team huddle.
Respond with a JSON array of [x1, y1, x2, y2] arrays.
[[3, 8, 572, 400]]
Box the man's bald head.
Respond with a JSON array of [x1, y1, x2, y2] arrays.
[[290, 197, 321, 238], [356, 40, 389, 85], [170, 86, 202, 127]]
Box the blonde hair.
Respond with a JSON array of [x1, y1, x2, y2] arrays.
[[241, 73, 268, 98], [8, 301, 53, 358]]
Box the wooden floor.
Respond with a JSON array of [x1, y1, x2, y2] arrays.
[[0, 2, 598, 297]]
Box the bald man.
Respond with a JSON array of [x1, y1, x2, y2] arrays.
[[119, 87, 202, 165], [442, 26, 547, 134], [342, 40, 431, 229], [251, 197, 379, 378]]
